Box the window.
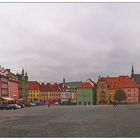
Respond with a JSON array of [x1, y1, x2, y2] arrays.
[[128, 94, 131, 97], [128, 89, 131, 92]]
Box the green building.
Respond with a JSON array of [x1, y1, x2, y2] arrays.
[[76, 81, 96, 105], [16, 68, 28, 101], [64, 81, 81, 103]]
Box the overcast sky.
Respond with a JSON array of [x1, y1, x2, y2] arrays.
[[0, 3, 140, 82]]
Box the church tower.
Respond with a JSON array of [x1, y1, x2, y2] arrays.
[[22, 67, 24, 75], [63, 77, 66, 84], [131, 64, 134, 79]]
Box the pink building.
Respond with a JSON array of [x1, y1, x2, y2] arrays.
[[0, 67, 9, 97], [5, 69, 19, 100], [118, 76, 139, 104]]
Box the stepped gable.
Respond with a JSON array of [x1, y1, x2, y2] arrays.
[[28, 81, 40, 90], [76, 82, 94, 88]]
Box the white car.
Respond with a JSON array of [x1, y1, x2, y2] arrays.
[[17, 104, 22, 109], [54, 102, 59, 105]]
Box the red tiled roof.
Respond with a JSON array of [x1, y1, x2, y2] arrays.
[[39, 83, 47, 91], [98, 76, 138, 89], [118, 76, 138, 88], [76, 82, 94, 88], [28, 81, 40, 90], [98, 77, 119, 89], [46, 83, 61, 92]]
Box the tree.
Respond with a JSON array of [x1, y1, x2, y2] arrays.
[[114, 89, 126, 103]]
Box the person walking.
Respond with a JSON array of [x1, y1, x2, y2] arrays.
[[113, 101, 115, 107], [47, 100, 50, 107]]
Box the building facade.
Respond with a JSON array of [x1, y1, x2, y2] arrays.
[[0, 67, 9, 98], [28, 81, 40, 102], [39, 83, 47, 104], [64, 81, 81, 103], [97, 75, 139, 104], [16, 68, 28, 101], [5, 69, 19, 100], [76, 81, 96, 105], [131, 65, 140, 102], [46, 83, 61, 104]]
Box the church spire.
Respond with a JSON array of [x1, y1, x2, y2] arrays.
[[131, 64, 134, 79], [63, 77, 66, 84], [22, 67, 24, 75]]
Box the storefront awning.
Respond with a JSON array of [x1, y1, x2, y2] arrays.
[[1, 97, 15, 101]]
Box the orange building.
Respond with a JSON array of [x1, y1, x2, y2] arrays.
[[97, 76, 139, 104]]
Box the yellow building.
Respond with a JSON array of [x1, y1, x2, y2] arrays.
[[97, 76, 124, 104], [96, 80, 110, 104], [27, 81, 41, 102]]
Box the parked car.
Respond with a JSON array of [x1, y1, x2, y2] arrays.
[[0, 104, 9, 110], [17, 103, 25, 108], [61, 100, 76, 105], [7, 104, 21, 109], [30, 103, 36, 106], [53, 102, 59, 105]]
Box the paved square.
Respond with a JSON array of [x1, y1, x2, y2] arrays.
[[0, 104, 140, 137]]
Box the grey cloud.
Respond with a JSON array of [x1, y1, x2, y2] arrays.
[[0, 3, 140, 82]]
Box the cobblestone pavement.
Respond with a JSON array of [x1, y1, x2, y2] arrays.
[[0, 104, 140, 137]]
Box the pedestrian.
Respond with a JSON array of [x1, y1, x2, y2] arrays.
[[48, 102, 51, 107], [115, 102, 118, 107], [113, 101, 115, 107]]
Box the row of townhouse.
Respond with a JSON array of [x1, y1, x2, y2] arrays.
[[27, 79, 97, 105], [27, 81, 77, 104], [0, 66, 28, 103], [76, 75, 139, 105], [27, 73, 140, 105]]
